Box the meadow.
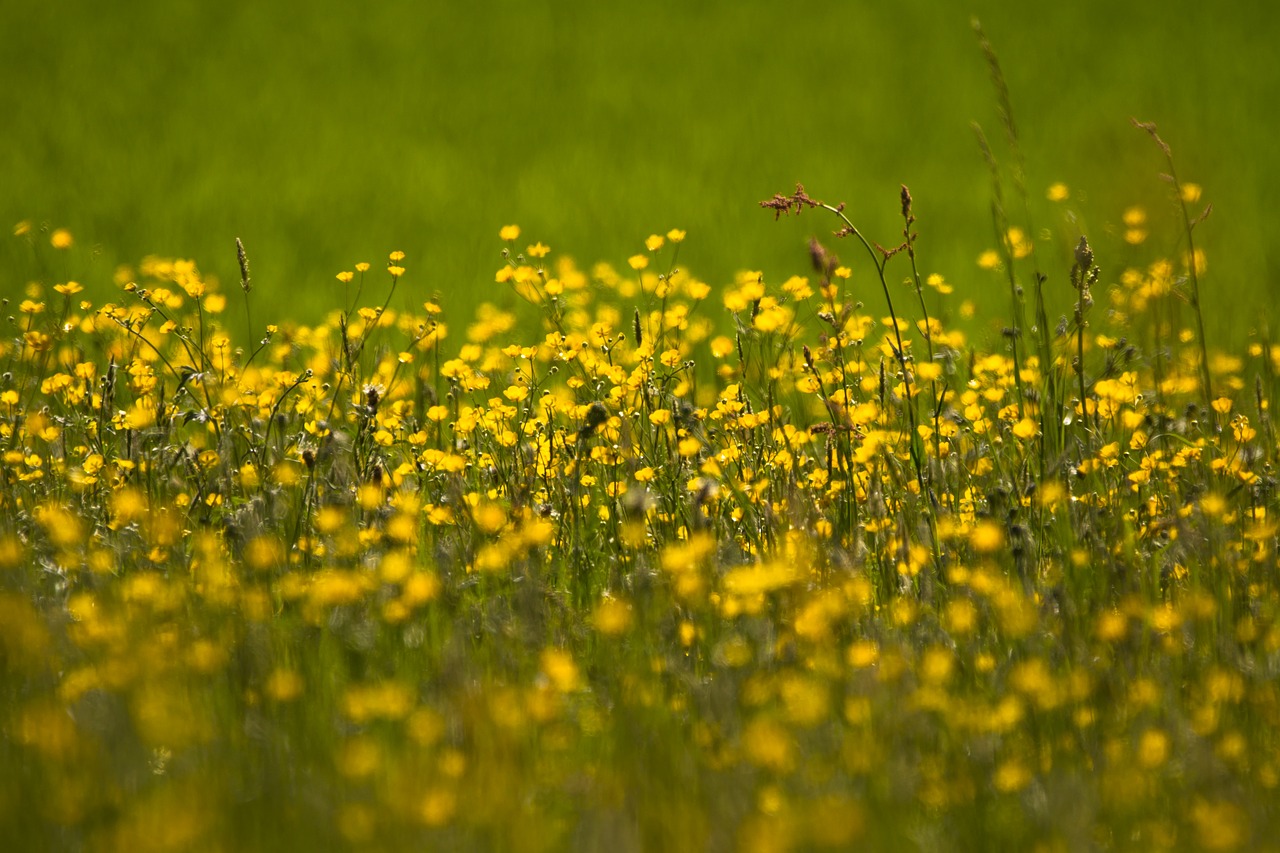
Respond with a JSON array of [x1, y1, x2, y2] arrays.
[[5, 3, 1280, 852], [6, 160, 1280, 850]]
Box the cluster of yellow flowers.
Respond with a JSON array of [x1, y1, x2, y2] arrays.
[[1, 208, 1277, 851]]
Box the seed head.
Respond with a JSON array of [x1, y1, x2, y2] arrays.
[[808, 238, 836, 277], [578, 402, 609, 439], [236, 237, 251, 293], [1074, 236, 1094, 271]]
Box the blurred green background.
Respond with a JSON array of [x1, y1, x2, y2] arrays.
[[3, 0, 1277, 344]]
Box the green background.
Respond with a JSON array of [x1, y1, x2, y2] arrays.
[[3, 0, 1277, 345]]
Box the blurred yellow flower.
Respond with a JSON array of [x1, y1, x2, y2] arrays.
[[265, 669, 304, 702], [970, 520, 1005, 553], [592, 596, 633, 636], [540, 647, 580, 692]]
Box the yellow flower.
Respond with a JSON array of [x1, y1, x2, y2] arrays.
[[50, 228, 73, 249], [1136, 728, 1169, 768], [970, 520, 1004, 553], [780, 674, 830, 726], [1046, 182, 1069, 201], [540, 647, 580, 692], [1012, 417, 1038, 439], [1006, 227, 1033, 259], [916, 361, 943, 382], [1123, 206, 1148, 245], [471, 502, 507, 534], [742, 717, 795, 772], [419, 788, 457, 827], [1211, 397, 1233, 415], [265, 669, 304, 702], [343, 681, 415, 722], [123, 399, 157, 430], [752, 300, 789, 333], [1190, 799, 1248, 851], [627, 254, 649, 270], [723, 562, 801, 596], [925, 273, 953, 294], [499, 224, 521, 241], [993, 759, 1031, 792], [686, 279, 711, 300], [592, 596, 633, 635], [710, 335, 735, 358]]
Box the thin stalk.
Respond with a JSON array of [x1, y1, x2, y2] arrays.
[[1133, 119, 1214, 413], [973, 123, 1027, 421]]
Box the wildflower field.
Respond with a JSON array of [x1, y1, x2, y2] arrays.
[[6, 112, 1280, 849], [6, 7, 1280, 852]]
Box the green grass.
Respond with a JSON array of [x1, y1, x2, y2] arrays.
[[3, 1, 1278, 345]]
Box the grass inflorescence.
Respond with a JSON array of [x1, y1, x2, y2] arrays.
[[3, 154, 1279, 853]]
